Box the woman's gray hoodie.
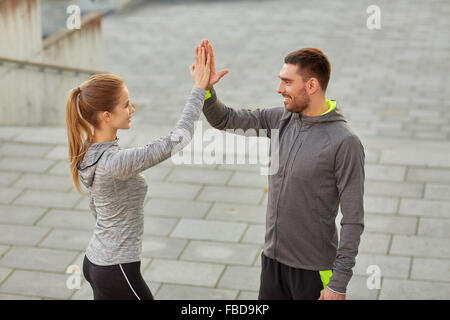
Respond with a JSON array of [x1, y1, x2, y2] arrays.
[[77, 88, 206, 266]]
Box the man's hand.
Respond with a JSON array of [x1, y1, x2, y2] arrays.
[[318, 287, 346, 300], [200, 39, 228, 89]]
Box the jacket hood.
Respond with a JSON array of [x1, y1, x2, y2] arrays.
[[77, 137, 119, 188], [281, 100, 347, 129]]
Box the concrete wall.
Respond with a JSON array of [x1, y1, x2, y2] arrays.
[[0, 0, 43, 60], [40, 0, 135, 38], [0, 58, 99, 126], [0, 0, 105, 126], [40, 12, 104, 70]]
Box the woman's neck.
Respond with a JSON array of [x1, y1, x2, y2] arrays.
[[92, 129, 117, 143]]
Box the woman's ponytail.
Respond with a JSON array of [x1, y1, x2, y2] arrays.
[[65, 87, 93, 194]]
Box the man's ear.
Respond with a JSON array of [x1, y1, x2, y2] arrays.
[[307, 78, 321, 95]]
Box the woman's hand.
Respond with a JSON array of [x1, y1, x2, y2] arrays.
[[200, 39, 228, 89], [190, 46, 211, 90]]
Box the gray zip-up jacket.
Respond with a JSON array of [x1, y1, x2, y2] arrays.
[[77, 88, 206, 266], [203, 87, 365, 294]]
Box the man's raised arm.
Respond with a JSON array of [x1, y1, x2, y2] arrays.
[[203, 86, 283, 138], [200, 39, 283, 138]]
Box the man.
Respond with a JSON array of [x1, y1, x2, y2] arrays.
[[199, 40, 365, 300]]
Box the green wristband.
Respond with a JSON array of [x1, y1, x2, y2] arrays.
[[205, 89, 212, 101]]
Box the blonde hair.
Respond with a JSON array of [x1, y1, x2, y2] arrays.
[[65, 74, 124, 194]]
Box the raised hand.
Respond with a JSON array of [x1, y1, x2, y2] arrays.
[[190, 45, 211, 90], [200, 39, 228, 89]]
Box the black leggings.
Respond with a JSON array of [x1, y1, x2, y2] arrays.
[[83, 255, 154, 300]]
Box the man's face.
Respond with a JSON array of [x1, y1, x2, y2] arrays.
[[277, 63, 310, 113]]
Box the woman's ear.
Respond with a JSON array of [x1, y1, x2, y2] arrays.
[[96, 110, 110, 124]]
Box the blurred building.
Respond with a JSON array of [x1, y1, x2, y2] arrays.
[[0, 0, 133, 126]]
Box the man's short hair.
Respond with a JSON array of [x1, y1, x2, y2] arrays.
[[284, 48, 331, 92]]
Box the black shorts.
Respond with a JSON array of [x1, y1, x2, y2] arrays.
[[83, 255, 154, 300], [258, 253, 328, 300]]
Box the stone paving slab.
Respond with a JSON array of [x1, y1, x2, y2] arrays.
[[399, 199, 450, 219], [171, 219, 248, 242], [180, 240, 260, 266], [0, 246, 79, 273], [218, 265, 261, 291], [197, 185, 265, 205], [141, 236, 188, 259], [0, 224, 50, 247], [144, 259, 225, 287], [0, 205, 47, 225], [407, 168, 450, 183], [0, 157, 56, 173], [36, 209, 93, 230], [144, 198, 211, 219], [12, 174, 73, 192], [379, 279, 450, 300], [147, 181, 202, 200], [13, 190, 82, 209], [0, 172, 21, 187], [390, 235, 450, 259], [363, 195, 399, 215], [417, 218, 450, 238], [0, 143, 53, 158], [241, 224, 266, 245], [0, 187, 23, 204], [364, 214, 417, 235], [205, 202, 266, 224], [353, 253, 411, 279], [0, 267, 12, 284], [0, 270, 75, 299], [410, 258, 450, 282], [39, 229, 91, 251], [166, 167, 232, 186]]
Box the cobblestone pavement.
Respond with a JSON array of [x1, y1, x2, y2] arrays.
[[0, 0, 449, 300]]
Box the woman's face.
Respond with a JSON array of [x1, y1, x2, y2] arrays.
[[108, 85, 135, 130]]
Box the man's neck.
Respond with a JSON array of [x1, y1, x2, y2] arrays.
[[301, 96, 328, 117]]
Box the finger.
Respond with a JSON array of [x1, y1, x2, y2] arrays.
[[206, 53, 211, 71], [217, 69, 228, 79], [197, 46, 201, 64], [208, 42, 216, 72], [202, 40, 209, 57], [201, 47, 206, 65]]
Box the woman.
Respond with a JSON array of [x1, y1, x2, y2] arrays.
[[65, 46, 210, 300]]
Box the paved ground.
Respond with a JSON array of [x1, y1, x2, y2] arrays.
[[0, 0, 450, 300]]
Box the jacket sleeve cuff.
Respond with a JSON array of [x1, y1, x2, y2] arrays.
[[327, 269, 352, 294], [204, 86, 218, 106], [326, 286, 346, 295]]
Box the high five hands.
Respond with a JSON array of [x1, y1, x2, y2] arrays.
[[190, 39, 229, 90], [190, 45, 211, 90]]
